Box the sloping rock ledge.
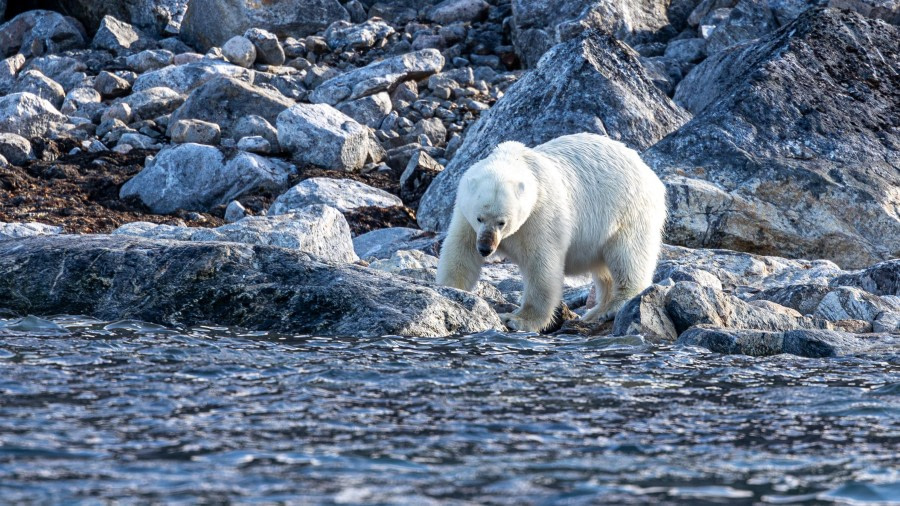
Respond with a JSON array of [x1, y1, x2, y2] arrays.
[[0, 234, 502, 337]]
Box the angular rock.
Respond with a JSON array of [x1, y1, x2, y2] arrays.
[[428, 0, 491, 24], [167, 77, 294, 139], [0, 10, 86, 58], [11, 70, 65, 108], [180, 0, 349, 51], [368, 249, 439, 274], [400, 150, 443, 210], [94, 70, 132, 98], [511, 0, 680, 68], [353, 227, 442, 261], [678, 325, 883, 357], [665, 281, 831, 334], [0, 234, 501, 337], [832, 259, 900, 296], [276, 103, 372, 171], [751, 284, 833, 316], [268, 177, 402, 215], [21, 55, 87, 92], [224, 200, 246, 223], [121, 86, 184, 121], [244, 28, 285, 66], [234, 115, 279, 145], [0, 133, 34, 166], [132, 60, 254, 95], [0, 53, 25, 94], [60, 86, 101, 115], [125, 49, 175, 73], [324, 19, 394, 50], [169, 119, 221, 145], [222, 35, 256, 68], [418, 32, 690, 232], [119, 143, 292, 213], [612, 284, 678, 343], [92, 15, 149, 55], [0, 92, 66, 138], [649, 9, 900, 268], [0, 222, 62, 240], [814, 286, 900, 324], [44, 0, 188, 35], [310, 49, 445, 105], [115, 205, 358, 263], [336, 92, 392, 128], [236, 136, 274, 154]]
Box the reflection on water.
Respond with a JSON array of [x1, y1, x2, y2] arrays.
[[1, 316, 898, 503]]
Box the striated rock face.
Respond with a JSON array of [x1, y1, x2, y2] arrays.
[[417, 31, 690, 232], [114, 205, 359, 264], [511, 0, 683, 68], [647, 9, 900, 268], [0, 235, 502, 337], [119, 143, 292, 214], [180, 0, 349, 51], [167, 77, 294, 140]]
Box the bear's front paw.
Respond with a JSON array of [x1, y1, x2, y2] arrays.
[[500, 312, 539, 332]]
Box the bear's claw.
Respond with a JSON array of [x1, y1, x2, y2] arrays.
[[499, 312, 539, 332]]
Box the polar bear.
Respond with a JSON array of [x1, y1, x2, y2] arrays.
[[436, 133, 667, 332]]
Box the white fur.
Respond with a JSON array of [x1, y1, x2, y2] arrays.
[[436, 133, 667, 332]]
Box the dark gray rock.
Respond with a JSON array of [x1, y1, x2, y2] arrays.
[[324, 19, 394, 50], [612, 284, 678, 343], [119, 143, 292, 213], [353, 227, 441, 260], [678, 325, 883, 357], [245, 28, 285, 66], [180, 0, 349, 51], [417, 31, 690, 232], [0, 10, 86, 58], [0, 133, 34, 165], [91, 15, 151, 55], [0, 235, 502, 337], [751, 284, 832, 315], [814, 286, 900, 323], [832, 259, 900, 296], [120, 86, 184, 121], [11, 70, 65, 108], [648, 9, 900, 268], [43, 0, 187, 35], [93, 70, 131, 98], [705, 0, 778, 53], [132, 60, 254, 95], [167, 77, 294, 140]]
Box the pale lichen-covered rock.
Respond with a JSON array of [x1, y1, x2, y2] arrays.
[[649, 9, 900, 268], [417, 31, 689, 232], [132, 61, 254, 95], [0, 234, 502, 337], [310, 49, 444, 105], [180, 0, 349, 51], [276, 103, 373, 171], [0, 133, 34, 166], [268, 177, 402, 215], [0, 92, 66, 138], [119, 143, 292, 213], [168, 77, 294, 140], [169, 119, 221, 145], [222, 35, 256, 68], [0, 222, 63, 240], [120, 86, 184, 121], [91, 15, 150, 55], [114, 205, 358, 263]]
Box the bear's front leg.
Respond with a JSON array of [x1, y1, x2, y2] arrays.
[[436, 209, 484, 291], [501, 252, 564, 332]]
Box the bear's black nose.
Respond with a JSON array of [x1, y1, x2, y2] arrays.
[[477, 245, 493, 257]]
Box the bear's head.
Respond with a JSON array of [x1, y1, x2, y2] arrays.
[[458, 143, 538, 257]]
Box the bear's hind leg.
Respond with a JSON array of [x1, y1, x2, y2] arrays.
[[581, 263, 613, 322], [593, 232, 658, 322]]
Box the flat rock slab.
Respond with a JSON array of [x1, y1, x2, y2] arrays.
[[678, 325, 896, 357], [268, 177, 402, 215], [0, 235, 502, 337]]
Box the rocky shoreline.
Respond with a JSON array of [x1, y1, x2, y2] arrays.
[[0, 0, 898, 356]]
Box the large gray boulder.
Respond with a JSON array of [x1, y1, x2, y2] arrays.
[[180, 0, 349, 51], [417, 32, 690, 232], [167, 77, 294, 140], [310, 49, 445, 105], [677, 326, 885, 357], [511, 0, 684, 68], [268, 177, 403, 215], [120, 86, 185, 121], [91, 14, 152, 55], [0, 234, 502, 337], [647, 9, 900, 268], [132, 61, 255, 95], [0, 92, 66, 138], [119, 143, 292, 213], [114, 205, 358, 264], [276, 103, 372, 171], [38, 0, 188, 35], [0, 10, 86, 58]]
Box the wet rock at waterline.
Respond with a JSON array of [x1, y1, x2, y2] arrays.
[[0, 235, 502, 337]]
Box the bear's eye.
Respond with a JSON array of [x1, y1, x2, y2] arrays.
[[477, 217, 483, 223], [498, 221, 506, 227]]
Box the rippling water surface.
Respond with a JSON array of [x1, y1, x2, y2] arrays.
[[1, 315, 898, 504]]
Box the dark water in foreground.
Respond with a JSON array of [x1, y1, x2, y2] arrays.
[[0, 316, 898, 504]]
